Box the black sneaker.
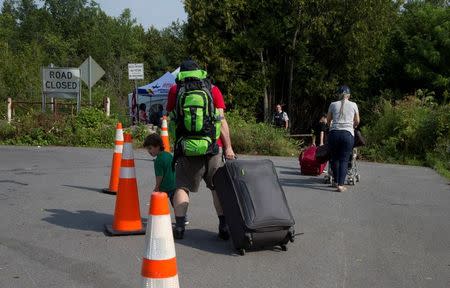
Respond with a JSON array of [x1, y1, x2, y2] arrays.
[[218, 225, 230, 240], [173, 226, 185, 240]]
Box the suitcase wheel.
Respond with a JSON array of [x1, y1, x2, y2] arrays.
[[348, 177, 355, 185], [245, 233, 253, 246], [288, 229, 295, 243], [280, 244, 287, 251], [238, 248, 246, 256]]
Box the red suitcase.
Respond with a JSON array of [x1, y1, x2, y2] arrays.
[[299, 146, 326, 176]]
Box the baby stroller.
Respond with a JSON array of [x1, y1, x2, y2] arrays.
[[324, 148, 360, 185]]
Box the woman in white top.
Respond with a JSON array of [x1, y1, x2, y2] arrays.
[[327, 85, 360, 192]]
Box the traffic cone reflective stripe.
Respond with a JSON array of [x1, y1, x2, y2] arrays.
[[103, 122, 123, 195], [161, 116, 171, 152], [119, 142, 136, 177], [114, 123, 124, 145], [141, 192, 179, 288], [105, 133, 145, 236], [119, 167, 136, 178], [141, 258, 177, 278]]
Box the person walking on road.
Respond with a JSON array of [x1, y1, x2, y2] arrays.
[[143, 133, 189, 225], [166, 59, 235, 240], [327, 85, 360, 192], [314, 113, 328, 147]]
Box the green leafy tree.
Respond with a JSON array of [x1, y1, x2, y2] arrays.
[[183, 0, 396, 131], [381, 0, 450, 103]]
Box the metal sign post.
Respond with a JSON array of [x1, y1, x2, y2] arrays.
[[128, 63, 144, 124], [89, 56, 92, 106], [77, 87, 81, 112], [41, 66, 46, 112]]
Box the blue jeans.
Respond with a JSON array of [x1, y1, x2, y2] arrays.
[[328, 130, 354, 186]]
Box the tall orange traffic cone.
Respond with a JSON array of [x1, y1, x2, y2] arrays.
[[105, 133, 145, 236], [102, 122, 124, 195], [141, 192, 179, 287], [161, 116, 171, 152]]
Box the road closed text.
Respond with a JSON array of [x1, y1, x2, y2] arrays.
[[45, 80, 78, 90], [43, 68, 80, 93]]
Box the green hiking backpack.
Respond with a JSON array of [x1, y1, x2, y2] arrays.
[[169, 69, 221, 157]]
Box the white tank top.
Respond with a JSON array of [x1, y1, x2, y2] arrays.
[[328, 100, 359, 136]]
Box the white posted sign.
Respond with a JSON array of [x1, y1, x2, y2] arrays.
[[128, 63, 144, 80], [42, 68, 80, 93]]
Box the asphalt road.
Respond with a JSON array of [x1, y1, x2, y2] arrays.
[[0, 146, 449, 288]]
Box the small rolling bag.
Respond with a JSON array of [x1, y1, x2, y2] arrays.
[[300, 146, 326, 176], [213, 159, 295, 255]]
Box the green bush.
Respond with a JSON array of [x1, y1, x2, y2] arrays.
[[361, 96, 450, 177], [66, 107, 118, 147], [0, 108, 119, 148], [129, 123, 152, 147], [226, 110, 299, 156], [0, 120, 15, 140]]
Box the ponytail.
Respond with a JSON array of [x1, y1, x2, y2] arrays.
[[338, 94, 348, 120]]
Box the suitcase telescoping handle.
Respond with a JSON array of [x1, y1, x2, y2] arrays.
[[222, 152, 237, 162]]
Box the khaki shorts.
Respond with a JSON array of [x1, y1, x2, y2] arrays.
[[175, 148, 223, 192]]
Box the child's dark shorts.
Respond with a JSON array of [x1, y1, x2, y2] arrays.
[[164, 189, 176, 205]]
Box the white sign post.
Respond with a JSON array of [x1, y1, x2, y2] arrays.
[[128, 63, 144, 124], [42, 67, 81, 112]]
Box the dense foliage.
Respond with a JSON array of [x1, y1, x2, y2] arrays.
[[226, 110, 299, 156], [184, 0, 397, 129], [362, 95, 450, 178], [0, 107, 117, 147], [380, 1, 450, 103]]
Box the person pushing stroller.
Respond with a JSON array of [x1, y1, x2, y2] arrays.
[[326, 85, 360, 192]]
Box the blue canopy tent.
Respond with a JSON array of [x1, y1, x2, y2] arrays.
[[137, 71, 175, 96], [128, 71, 177, 125]]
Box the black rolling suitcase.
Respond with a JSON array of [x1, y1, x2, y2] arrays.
[[213, 159, 295, 255]]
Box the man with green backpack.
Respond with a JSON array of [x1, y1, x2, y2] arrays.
[[166, 60, 235, 239]]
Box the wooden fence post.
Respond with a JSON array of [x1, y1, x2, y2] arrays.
[[7, 98, 12, 123], [104, 97, 110, 117], [50, 97, 55, 114]]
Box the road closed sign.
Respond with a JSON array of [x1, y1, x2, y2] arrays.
[[42, 68, 81, 93]]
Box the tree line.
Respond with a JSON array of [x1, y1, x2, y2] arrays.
[[0, 0, 449, 133]]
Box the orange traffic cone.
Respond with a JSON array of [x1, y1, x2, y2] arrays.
[[105, 133, 145, 236], [102, 122, 124, 195], [141, 192, 179, 287], [161, 116, 171, 152]]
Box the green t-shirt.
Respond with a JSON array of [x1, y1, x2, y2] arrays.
[[154, 151, 176, 192]]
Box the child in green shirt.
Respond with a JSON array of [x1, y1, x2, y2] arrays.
[[143, 133, 188, 224]]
